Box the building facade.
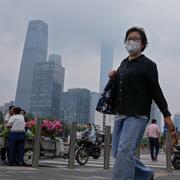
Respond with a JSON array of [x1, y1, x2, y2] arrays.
[[99, 43, 113, 131], [150, 101, 162, 131], [60, 88, 90, 124], [89, 92, 100, 124], [174, 114, 180, 131], [99, 43, 113, 93], [15, 20, 48, 111], [0, 101, 15, 115], [30, 54, 65, 119]]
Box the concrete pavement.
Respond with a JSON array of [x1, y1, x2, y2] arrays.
[[0, 152, 180, 180]]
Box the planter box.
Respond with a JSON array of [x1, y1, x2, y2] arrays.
[[41, 139, 56, 152], [25, 138, 34, 149]]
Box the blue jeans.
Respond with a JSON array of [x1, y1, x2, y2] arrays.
[[112, 116, 154, 180]]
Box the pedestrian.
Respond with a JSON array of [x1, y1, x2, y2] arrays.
[[0, 105, 14, 163], [147, 119, 160, 161], [6, 107, 26, 166], [108, 26, 176, 180]]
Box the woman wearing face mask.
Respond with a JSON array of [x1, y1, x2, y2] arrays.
[[109, 27, 176, 180]]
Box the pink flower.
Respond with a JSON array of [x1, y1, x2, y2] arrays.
[[26, 119, 63, 139], [26, 119, 36, 128]]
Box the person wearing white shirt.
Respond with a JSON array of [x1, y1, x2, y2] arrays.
[[7, 107, 25, 166]]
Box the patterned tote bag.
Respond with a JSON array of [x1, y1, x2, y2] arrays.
[[96, 80, 116, 115]]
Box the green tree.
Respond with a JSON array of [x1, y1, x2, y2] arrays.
[[76, 125, 86, 132], [0, 111, 3, 124], [26, 113, 35, 120]]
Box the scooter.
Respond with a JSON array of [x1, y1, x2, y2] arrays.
[[172, 145, 180, 169]]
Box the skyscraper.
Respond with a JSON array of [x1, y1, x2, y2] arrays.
[[99, 43, 113, 132], [99, 43, 113, 93], [60, 88, 90, 124], [174, 114, 180, 131], [15, 20, 48, 111], [30, 54, 65, 119], [89, 92, 100, 124], [150, 101, 162, 131]]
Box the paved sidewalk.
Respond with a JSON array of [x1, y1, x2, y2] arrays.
[[155, 171, 180, 180], [0, 165, 110, 180], [0, 164, 180, 180], [0, 152, 180, 180]]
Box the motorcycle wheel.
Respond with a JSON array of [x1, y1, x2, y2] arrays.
[[172, 157, 180, 169], [75, 148, 89, 165], [92, 151, 101, 159]]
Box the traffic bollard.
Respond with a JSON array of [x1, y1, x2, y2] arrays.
[[68, 122, 77, 169], [166, 129, 172, 172], [32, 118, 42, 168], [104, 126, 111, 170]]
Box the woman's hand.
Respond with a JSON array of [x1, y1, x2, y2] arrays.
[[108, 70, 117, 80], [164, 116, 178, 146], [164, 116, 174, 131]]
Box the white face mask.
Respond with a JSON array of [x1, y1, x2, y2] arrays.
[[125, 40, 141, 53]]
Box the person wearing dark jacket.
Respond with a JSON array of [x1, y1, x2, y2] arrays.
[[109, 27, 176, 180]]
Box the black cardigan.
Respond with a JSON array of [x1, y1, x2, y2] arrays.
[[113, 54, 171, 118]]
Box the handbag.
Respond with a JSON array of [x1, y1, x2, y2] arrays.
[[96, 79, 116, 115]]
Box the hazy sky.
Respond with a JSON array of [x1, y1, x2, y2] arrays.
[[0, 0, 180, 115]]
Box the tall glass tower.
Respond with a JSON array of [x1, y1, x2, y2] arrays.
[[60, 88, 91, 124], [30, 54, 65, 119], [150, 101, 162, 131], [15, 20, 48, 111], [99, 43, 113, 133], [99, 43, 113, 93]]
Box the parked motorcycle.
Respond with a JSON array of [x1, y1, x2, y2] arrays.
[[75, 134, 103, 165], [172, 144, 180, 169]]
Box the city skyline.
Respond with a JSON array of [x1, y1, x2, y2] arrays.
[[0, 0, 180, 116]]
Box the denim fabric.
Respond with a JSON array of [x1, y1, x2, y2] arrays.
[[112, 116, 154, 180]]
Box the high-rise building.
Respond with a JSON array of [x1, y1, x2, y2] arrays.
[[15, 20, 48, 111], [30, 54, 65, 119], [60, 88, 90, 124], [174, 114, 180, 131], [99, 43, 113, 93], [99, 43, 113, 132], [0, 101, 15, 115], [89, 92, 101, 124], [150, 101, 162, 131]]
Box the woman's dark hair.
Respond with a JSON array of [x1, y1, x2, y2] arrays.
[[151, 119, 157, 124], [9, 105, 15, 110], [124, 26, 148, 52], [20, 109, 26, 114], [13, 107, 21, 115]]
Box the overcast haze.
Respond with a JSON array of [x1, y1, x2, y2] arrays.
[[0, 0, 180, 115]]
